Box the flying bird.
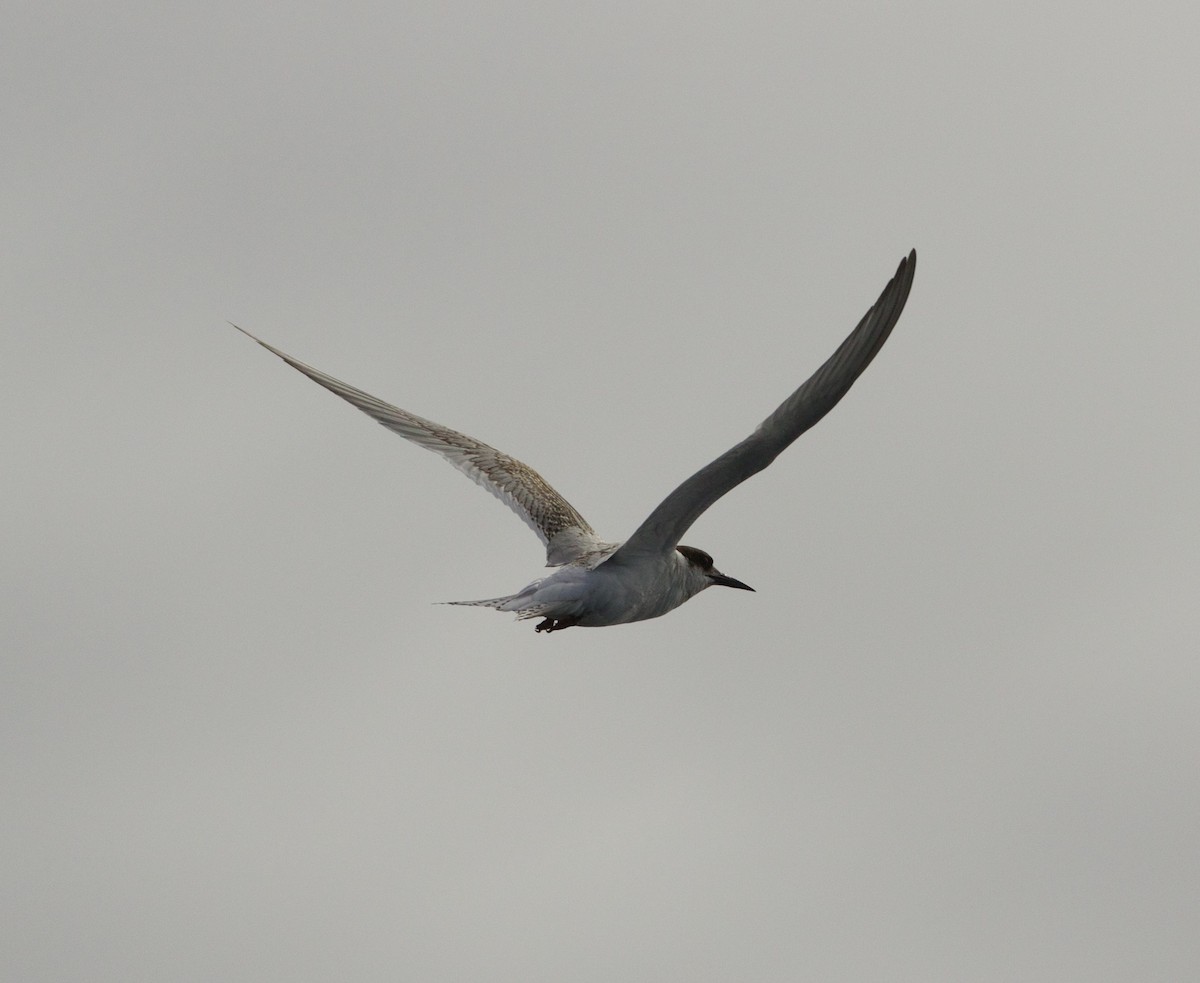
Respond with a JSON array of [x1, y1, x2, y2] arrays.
[[234, 249, 915, 632]]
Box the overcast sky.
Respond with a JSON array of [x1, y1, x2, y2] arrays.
[[4, 2, 1198, 980]]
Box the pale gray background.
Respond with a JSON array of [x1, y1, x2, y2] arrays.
[[4, 1, 1198, 980]]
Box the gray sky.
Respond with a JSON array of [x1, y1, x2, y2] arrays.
[[4, 2, 1198, 980]]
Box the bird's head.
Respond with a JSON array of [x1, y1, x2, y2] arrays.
[[676, 545, 755, 594]]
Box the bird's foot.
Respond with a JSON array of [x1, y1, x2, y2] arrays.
[[534, 616, 579, 633]]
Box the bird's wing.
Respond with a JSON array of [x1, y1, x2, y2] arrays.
[[233, 326, 599, 565], [610, 249, 916, 561]]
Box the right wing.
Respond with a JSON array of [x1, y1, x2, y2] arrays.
[[610, 249, 916, 560]]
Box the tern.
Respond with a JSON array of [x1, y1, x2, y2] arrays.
[[235, 249, 915, 632]]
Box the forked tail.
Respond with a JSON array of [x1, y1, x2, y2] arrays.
[[439, 595, 549, 621]]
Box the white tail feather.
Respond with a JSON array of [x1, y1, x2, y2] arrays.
[[438, 597, 550, 620]]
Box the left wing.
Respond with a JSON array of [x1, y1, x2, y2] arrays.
[[233, 326, 602, 565]]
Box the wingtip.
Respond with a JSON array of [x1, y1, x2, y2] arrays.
[[891, 248, 916, 290], [229, 321, 261, 344], [228, 321, 287, 360]]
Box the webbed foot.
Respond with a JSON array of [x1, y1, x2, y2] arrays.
[[534, 616, 579, 633]]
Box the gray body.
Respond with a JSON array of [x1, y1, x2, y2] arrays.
[[458, 544, 737, 630]]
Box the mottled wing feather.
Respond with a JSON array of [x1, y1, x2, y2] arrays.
[[233, 326, 597, 564], [611, 250, 916, 560]]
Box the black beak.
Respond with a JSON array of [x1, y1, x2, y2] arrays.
[[709, 573, 755, 592]]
